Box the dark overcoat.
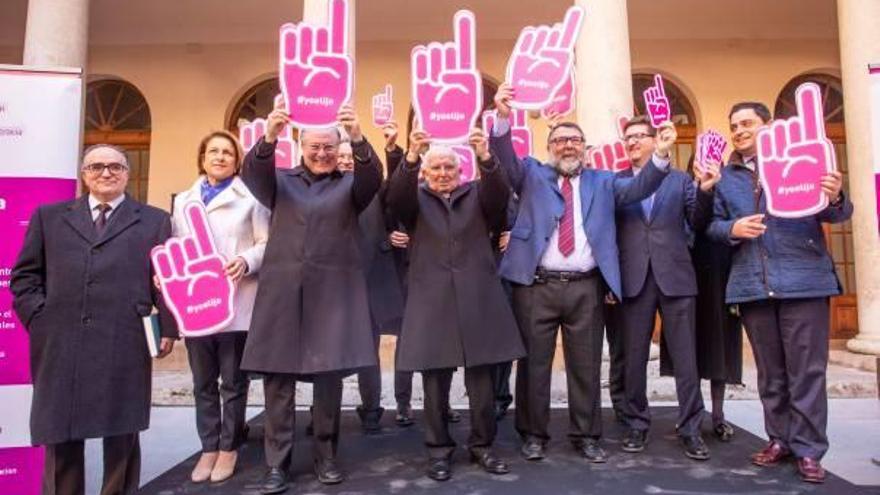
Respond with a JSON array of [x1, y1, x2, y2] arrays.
[[239, 138, 382, 375], [387, 154, 525, 372], [11, 196, 177, 445]]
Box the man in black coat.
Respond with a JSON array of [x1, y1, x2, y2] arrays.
[[11, 144, 178, 495], [388, 126, 525, 482], [614, 116, 719, 460], [240, 104, 381, 493]]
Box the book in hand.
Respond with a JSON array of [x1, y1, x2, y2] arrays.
[[142, 310, 162, 358]]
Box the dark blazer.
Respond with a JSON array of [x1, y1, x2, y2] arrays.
[[706, 153, 853, 303], [615, 167, 714, 298], [490, 130, 669, 298], [239, 138, 382, 375], [387, 154, 525, 371], [11, 196, 177, 445]]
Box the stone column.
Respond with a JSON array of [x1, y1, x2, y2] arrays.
[[839, 0, 880, 356], [23, 0, 90, 68], [574, 0, 632, 144]]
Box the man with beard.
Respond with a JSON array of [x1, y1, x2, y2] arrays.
[[489, 82, 670, 462]]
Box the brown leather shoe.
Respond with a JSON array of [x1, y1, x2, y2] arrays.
[[797, 457, 826, 483], [751, 441, 791, 467]]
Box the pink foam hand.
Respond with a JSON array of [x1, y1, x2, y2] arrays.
[[757, 82, 836, 218], [510, 108, 533, 159], [411, 10, 482, 143], [642, 74, 671, 128], [238, 118, 298, 169], [705, 131, 727, 164], [540, 71, 576, 118], [589, 140, 631, 172], [151, 202, 236, 336], [506, 6, 584, 110], [481, 109, 497, 135], [371, 84, 394, 127], [279, 0, 353, 128], [452, 144, 477, 182]]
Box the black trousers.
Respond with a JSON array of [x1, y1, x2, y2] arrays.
[[42, 433, 140, 495], [604, 302, 626, 414], [621, 270, 705, 437], [358, 332, 414, 412], [740, 297, 830, 459], [512, 273, 605, 443], [423, 365, 496, 459], [491, 361, 513, 411], [186, 331, 250, 452], [263, 372, 342, 470]]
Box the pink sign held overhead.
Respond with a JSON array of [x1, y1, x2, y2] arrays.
[[642, 74, 671, 128], [589, 140, 631, 172], [541, 71, 576, 118], [151, 202, 236, 337], [757, 82, 836, 218], [411, 10, 482, 144], [240, 119, 299, 169], [694, 129, 727, 175], [452, 145, 477, 183], [506, 6, 584, 110], [279, 0, 353, 128], [372, 84, 394, 127], [482, 109, 533, 159]]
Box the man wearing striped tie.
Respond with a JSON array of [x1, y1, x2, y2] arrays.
[[490, 83, 670, 463]]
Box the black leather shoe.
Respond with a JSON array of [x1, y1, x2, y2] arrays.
[[520, 439, 545, 461], [356, 406, 384, 434], [713, 420, 734, 442], [471, 450, 510, 474], [314, 458, 345, 485], [574, 439, 608, 463], [259, 467, 288, 494], [444, 408, 461, 423], [621, 429, 647, 453], [395, 406, 415, 427], [681, 435, 710, 461], [426, 458, 452, 481]]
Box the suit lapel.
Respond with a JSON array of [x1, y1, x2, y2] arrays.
[[62, 196, 97, 244], [94, 198, 140, 247], [647, 175, 671, 224], [578, 170, 595, 225]]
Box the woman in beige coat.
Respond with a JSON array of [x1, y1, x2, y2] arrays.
[[171, 130, 270, 483]]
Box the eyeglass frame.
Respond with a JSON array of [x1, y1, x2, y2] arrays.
[[82, 162, 130, 175], [548, 135, 586, 146]]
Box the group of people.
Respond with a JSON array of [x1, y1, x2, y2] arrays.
[[11, 81, 851, 495]]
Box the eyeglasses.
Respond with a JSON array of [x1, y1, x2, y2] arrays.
[[548, 136, 585, 146], [305, 144, 338, 153], [83, 162, 128, 175], [624, 133, 652, 143]]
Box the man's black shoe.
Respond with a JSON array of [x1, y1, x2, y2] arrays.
[[314, 458, 345, 485], [395, 406, 415, 427], [574, 439, 608, 463], [681, 435, 710, 461], [471, 450, 510, 474], [426, 458, 452, 481], [444, 408, 461, 423], [621, 429, 647, 453], [259, 467, 288, 494], [520, 439, 545, 461]]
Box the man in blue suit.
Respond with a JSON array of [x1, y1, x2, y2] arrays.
[[615, 115, 720, 460], [490, 83, 670, 462]]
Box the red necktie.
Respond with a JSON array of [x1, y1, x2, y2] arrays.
[[558, 177, 574, 257]]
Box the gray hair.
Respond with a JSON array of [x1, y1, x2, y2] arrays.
[[82, 143, 129, 167], [422, 145, 460, 168], [299, 127, 342, 144]]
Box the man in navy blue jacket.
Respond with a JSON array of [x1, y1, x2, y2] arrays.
[[490, 83, 670, 462], [708, 102, 852, 483], [615, 115, 720, 460]]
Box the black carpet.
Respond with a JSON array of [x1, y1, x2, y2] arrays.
[[140, 407, 874, 494]]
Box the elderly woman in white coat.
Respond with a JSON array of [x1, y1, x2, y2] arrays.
[[172, 130, 270, 483]]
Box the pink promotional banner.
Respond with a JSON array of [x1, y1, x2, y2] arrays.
[[642, 74, 671, 128], [505, 6, 584, 111], [371, 84, 394, 127], [757, 82, 836, 218], [541, 71, 575, 119], [0, 447, 43, 495], [152, 202, 236, 337], [411, 10, 481, 144], [452, 145, 477, 183], [589, 140, 631, 172], [279, 0, 353, 129], [482, 109, 532, 159], [695, 129, 727, 175]]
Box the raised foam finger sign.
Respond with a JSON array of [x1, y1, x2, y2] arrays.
[[482, 109, 532, 159], [372, 84, 394, 127], [239, 117, 299, 170], [589, 140, 631, 172], [694, 129, 727, 175], [541, 71, 576, 119], [151, 202, 236, 336], [506, 6, 584, 111], [279, 0, 353, 128], [411, 10, 482, 144], [757, 82, 836, 218], [642, 74, 671, 128]]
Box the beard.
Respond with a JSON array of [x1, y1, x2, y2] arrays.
[[550, 156, 582, 176]]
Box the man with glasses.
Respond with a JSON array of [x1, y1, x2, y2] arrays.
[[239, 102, 382, 493], [615, 115, 720, 460], [11, 144, 178, 495], [489, 83, 670, 463]]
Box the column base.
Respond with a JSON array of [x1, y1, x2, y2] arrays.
[[846, 336, 880, 356]]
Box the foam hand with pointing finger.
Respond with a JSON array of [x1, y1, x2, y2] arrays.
[[239, 95, 299, 169], [643, 74, 671, 128], [372, 84, 394, 127], [482, 108, 532, 159]]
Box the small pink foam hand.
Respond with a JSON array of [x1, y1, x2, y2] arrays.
[[541, 71, 576, 118], [642, 74, 671, 128], [279, 0, 353, 128], [695, 129, 727, 175], [506, 6, 584, 110], [452, 144, 477, 183], [589, 140, 631, 172], [239, 95, 298, 169], [482, 109, 532, 159], [372, 84, 394, 127], [757, 82, 836, 218], [411, 10, 482, 143], [151, 202, 236, 336]]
